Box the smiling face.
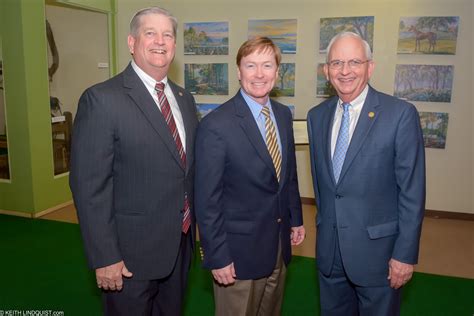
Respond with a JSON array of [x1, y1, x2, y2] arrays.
[[324, 35, 375, 103], [237, 49, 279, 105], [127, 13, 176, 81]]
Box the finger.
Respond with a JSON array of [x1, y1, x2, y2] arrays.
[[122, 265, 133, 278]]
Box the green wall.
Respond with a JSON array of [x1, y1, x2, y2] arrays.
[[0, 0, 117, 215]]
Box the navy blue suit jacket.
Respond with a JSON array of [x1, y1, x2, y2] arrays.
[[195, 92, 303, 280], [70, 64, 198, 280], [307, 86, 425, 286]]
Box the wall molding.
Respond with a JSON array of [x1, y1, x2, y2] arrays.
[[0, 200, 74, 218]]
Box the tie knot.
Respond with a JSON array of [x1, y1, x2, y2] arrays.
[[261, 105, 270, 118], [155, 82, 165, 93], [342, 103, 351, 112]]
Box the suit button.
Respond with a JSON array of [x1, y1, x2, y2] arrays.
[[277, 218, 282, 223], [335, 195, 341, 199]]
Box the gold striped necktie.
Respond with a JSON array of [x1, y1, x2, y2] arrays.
[[261, 105, 282, 182]]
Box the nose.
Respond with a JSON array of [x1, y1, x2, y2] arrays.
[[255, 66, 264, 78], [340, 62, 351, 74], [154, 34, 164, 45]]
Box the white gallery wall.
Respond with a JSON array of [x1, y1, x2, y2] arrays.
[[115, 0, 473, 214]]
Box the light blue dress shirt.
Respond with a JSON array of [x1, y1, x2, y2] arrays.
[[240, 89, 282, 154]]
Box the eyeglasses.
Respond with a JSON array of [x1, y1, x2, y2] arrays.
[[327, 59, 370, 70]]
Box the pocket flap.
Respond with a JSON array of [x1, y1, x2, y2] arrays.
[[367, 220, 398, 239]]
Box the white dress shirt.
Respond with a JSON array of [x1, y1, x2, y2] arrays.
[[331, 85, 369, 158], [131, 60, 186, 152]]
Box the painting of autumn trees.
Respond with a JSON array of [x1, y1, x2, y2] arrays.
[[419, 112, 449, 149], [319, 16, 374, 53], [394, 64, 453, 102], [185, 63, 228, 95]]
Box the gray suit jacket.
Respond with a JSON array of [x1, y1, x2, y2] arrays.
[[70, 63, 198, 280], [307, 86, 425, 286]]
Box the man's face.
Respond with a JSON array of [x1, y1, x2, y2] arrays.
[[127, 13, 176, 79], [237, 49, 279, 105], [324, 36, 374, 103]]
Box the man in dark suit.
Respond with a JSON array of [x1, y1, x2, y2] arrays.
[[69, 7, 198, 316], [307, 32, 425, 315], [195, 37, 305, 316]]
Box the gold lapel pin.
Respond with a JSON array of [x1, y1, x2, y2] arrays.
[[368, 112, 375, 118], [179, 92, 183, 97]]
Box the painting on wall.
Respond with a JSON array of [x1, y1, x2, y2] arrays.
[[394, 64, 453, 103], [248, 19, 297, 54], [397, 16, 459, 55], [185, 63, 228, 95], [319, 16, 374, 53], [316, 63, 336, 97], [270, 63, 295, 97], [196, 103, 220, 120], [184, 22, 229, 55], [419, 112, 449, 149]]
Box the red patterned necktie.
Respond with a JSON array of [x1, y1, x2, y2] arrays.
[[155, 82, 191, 234]]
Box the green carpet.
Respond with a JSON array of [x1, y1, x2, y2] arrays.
[[0, 214, 473, 315]]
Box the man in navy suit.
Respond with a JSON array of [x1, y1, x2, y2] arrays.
[[70, 7, 198, 315], [195, 37, 305, 316], [307, 32, 425, 315]]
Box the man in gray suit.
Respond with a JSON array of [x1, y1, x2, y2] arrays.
[[70, 7, 198, 316]]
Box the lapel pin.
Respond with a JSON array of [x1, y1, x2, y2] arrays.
[[179, 92, 183, 97], [368, 112, 375, 118]]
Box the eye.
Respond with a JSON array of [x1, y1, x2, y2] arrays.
[[145, 31, 155, 36], [164, 32, 174, 39], [348, 60, 363, 67], [329, 60, 343, 67], [264, 63, 274, 69]]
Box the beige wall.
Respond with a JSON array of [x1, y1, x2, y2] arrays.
[[116, 0, 473, 213], [0, 38, 5, 134], [46, 3, 110, 118]]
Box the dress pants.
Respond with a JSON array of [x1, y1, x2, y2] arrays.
[[102, 232, 192, 316], [213, 242, 286, 316], [318, 232, 401, 316]]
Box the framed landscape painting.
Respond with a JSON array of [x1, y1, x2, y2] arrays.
[[196, 103, 220, 120], [185, 63, 228, 95], [320, 16, 374, 53], [248, 19, 297, 54], [419, 112, 449, 149], [184, 21, 229, 55], [397, 16, 459, 55], [270, 63, 295, 97]]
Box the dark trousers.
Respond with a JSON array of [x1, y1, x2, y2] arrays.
[[318, 234, 401, 316], [102, 233, 192, 316]]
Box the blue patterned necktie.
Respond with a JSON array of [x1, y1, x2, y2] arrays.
[[333, 103, 351, 183]]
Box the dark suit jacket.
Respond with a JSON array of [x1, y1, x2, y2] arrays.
[[195, 92, 303, 280], [307, 86, 425, 287], [70, 63, 198, 280]]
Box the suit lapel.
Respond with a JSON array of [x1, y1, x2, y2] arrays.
[[234, 93, 278, 180], [123, 64, 184, 170], [272, 101, 288, 187], [338, 87, 380, 184], [323, 97, 339, 186]]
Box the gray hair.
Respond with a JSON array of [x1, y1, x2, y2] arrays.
[[129, 6, 178, 38], [325, 32, 372, 62]]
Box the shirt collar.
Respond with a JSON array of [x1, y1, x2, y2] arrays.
[[131, 60, 168, 90], [338, 84, 369, 111], [240, 89, 272, 120]]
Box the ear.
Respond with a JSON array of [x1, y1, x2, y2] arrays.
[[127, 35, 135, 54], [367, 60, 375, 79], [237, 66, 242, 81]]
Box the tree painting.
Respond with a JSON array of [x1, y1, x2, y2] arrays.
[[419, 112, 449, 149], [316, 63, 336, 97], [196, 103, 219, 121], [319, 16, 374, 53], [398, 16, 459, 55], [270, 63, 295, 97], [184, 22, 229, 55], [394, 64, 453, 102], [248, 19, 297, 54], [185, 63, 228, 95]]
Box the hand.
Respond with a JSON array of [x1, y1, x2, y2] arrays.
[[96, 260, 133, 291], [387, 258, 414, 289], [212, 263, 236, 285], [291, 225, 306, 246]]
